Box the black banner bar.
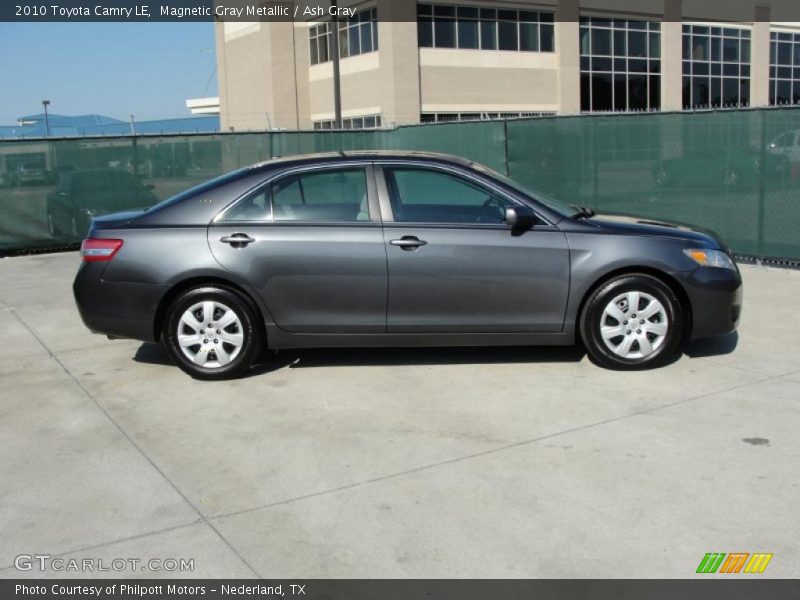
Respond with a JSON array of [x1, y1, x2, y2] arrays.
[[3, 580, 800, 600], [4, 0, 800, 22]]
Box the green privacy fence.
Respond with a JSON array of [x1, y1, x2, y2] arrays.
[[2, 106, 799, 259]]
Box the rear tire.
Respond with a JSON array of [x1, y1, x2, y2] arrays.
[[163, 286, 263, 380], [580, 274, 683, 370]]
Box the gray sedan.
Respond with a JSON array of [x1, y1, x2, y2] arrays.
[[73, 152, 742, 379]]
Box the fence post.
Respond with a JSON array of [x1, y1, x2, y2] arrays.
[[756, 109, 767, 256], [131, 135, 139, 179], [503, 120, 510, 176], [592, 121, 599, 199]]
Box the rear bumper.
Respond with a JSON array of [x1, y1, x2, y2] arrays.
[[683, 266, 743, 340], [73, 263, 166, 343]]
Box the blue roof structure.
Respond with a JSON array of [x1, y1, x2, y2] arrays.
[[0, 113, 220, 139], [19, 113, 124, 127]]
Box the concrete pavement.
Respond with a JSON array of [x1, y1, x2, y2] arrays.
[[0, 252, 798, 578]]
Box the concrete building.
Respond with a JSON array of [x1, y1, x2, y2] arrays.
[[214, 0, 800, 131], [186, 97, 221, 115]]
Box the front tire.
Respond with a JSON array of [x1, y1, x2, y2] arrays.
[[580, 274, 683, 370], [163, 286, 263, 380]]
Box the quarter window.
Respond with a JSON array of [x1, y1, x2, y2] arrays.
[[385, 167, 514, 224], [223, 168, 370, 223]]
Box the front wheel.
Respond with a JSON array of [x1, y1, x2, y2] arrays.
[[163, 286, 263, 380], [580, 274, 684, 370]]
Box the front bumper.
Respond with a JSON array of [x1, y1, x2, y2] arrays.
[[683, 266, 743, 340], [73, 262, 167, 342]]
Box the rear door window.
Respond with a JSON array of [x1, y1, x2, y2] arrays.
[[223, 167, 370, 223]]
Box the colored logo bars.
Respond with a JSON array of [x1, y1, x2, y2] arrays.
[[696, 553, 773, 574]]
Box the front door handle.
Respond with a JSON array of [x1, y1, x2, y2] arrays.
[[220, 233, 255, 247], [390, 236, 428, 250]]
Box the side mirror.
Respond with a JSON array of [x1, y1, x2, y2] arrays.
[[505, 206, 536, 233]]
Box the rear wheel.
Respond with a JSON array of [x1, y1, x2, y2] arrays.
[[580, 274, 683, 370], [163, 286, 263, 380]]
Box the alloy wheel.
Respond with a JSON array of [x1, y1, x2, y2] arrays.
[[177, 300, 244, 368], [599, 291, 669, 360]]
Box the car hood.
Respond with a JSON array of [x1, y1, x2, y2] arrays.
[[587, 212, 728, 251]]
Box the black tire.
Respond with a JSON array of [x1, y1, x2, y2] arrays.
[[580, 274, 684, 370], [163, 286, 264, 380]]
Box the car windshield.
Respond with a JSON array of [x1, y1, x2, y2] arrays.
[[469, 161, 575, 218]]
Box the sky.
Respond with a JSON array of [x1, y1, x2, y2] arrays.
[[0, 22, 217, 125]]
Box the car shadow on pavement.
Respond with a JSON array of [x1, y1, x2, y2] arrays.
[[133, 342, 587, 376], [683, 332, 739, 358], [133, 334, 737, 377], [274, 345, 587, 369], [133, 342, 174, 366]]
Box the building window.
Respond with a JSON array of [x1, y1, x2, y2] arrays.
[[770, 31, 800, 105], [682, 24, 751, 109], [309, 22, 331, 65], [313, 115, 383, 130], [309, 7, 378, 66], [417, 4, 554, 52], [579, 18, 661, 113], [420, 112, 554, 123]]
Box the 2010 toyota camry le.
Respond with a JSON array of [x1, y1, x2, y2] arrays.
[[73, 151, 742, 380]]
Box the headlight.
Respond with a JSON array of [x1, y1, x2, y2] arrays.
[[683, 248, 736, 270]]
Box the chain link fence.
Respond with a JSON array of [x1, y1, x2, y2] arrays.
[[1, 106, 798, 260]]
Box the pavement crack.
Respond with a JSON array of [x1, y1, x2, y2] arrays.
[[2, 300, 263, 579], [210, 374, 775, 522], [0, 519, 203, 573]]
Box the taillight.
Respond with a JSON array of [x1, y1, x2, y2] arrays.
[[80, 238, 123, 262]]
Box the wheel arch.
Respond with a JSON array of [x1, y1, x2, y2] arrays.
[[576, 266, 693, 343], [153, 276, 267, 344]]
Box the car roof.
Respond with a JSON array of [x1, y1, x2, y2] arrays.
[[240, 150, 476, 174]]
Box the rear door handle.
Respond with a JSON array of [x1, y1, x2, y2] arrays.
[[390, 236, 428, 250], [220, 233, 255, 247]]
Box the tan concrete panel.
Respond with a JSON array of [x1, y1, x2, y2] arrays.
[[420, 66, 558, 108], [220, 31, 273, 131], [308, 69, 384, 118]]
